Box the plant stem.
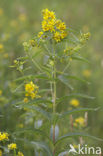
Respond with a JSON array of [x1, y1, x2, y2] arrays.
[[52, 42, 56, 155]]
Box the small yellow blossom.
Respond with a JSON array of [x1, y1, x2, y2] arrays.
[[17, 124, 24, 128], [19, 14, 26, 21], [0, 150, 2, 156], [83, 69, 91, 78], [0, 132, 9, 141], [29, 40, 36, 47], [38, 31, 44, 38], [8, 143, 17, 150], [49, 60, 54, 66], [74, 117, 85, 127], [0, 44, 4, 52], [18, 151, 24, 156], [24, 97, 29, 103], [56, 20, 66, 31], [53, 31, 61, 42], [0, 90, 2, 96], [42, 8, 55, 20], [73, 144, 78, 149], [25, 81, 38, 93], [80, 32, 91, 44], [25, 81, 39, 100], [3, 53, 9, 58], [0, 8, 3, 16], [70, 99, 80, 107]]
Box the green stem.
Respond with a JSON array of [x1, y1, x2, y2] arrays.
[[14, 149, 16, 156], [52, 41, 56, 155]]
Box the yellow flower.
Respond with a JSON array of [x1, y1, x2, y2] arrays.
[[60, 31, 67, 39], [83, 69, 91, 78], [70, 99, 80, 107], [19, 14, 26, 21], [25, 81, 39, 100], [8, 143, 17, 150], [0, 132, 9, 141], [80, 32, 91, 44], [42, 9, 55, 20], [3, 53, 9, 58], [18, 151, 24, 156], [0, 90, 2, 96], [74, 117, 85, 127], [0, 44, 4, 52], [38, 31, 44, 38], [23, 97, 29, 103], [53, 31, 61, 42], [0, 150, 2, 156], [42, 19, 55, 32], [40, 9, 67, 42], [56, 20, 66, 31], [30, 92, 36, 99], [25, 81, 35, 93], [17, 124, 24, 128], [73, 144, 78, 149], [0, 8, 3, 16]]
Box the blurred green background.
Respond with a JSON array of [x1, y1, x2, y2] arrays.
[[0, 0, 103, 155]]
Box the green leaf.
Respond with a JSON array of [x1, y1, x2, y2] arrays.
[[22, 105, 51, 121], [59, 108, 99, 120], [14, 98, 52, 106], [55, 132, 103, 145], [16, 138, 53, 156], [57, 93, 95, 104], [12, 82, 24, 93], [31, 141, 53, 156], [14, 74, 55, 82], [58, 74, 90, 85], [58, 75, 74, 90], [72, 55, 90, 63], [13, 128, 53, 144]]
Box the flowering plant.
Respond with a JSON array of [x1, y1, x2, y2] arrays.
[[13, 9, 102, 156]]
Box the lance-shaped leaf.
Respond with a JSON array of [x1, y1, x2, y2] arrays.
[[16, 138, 53, 156], [58, 107, 99, 121], [55, 132, 103, 145], [31, 141, 53, 156], [58, 74, 90, 85], [72, 55, 90, 63], [14, 74, 54, 82], [14, 98, 52, 106], [58, 75, 74, 90], [13, 128, 53, 145], [21, 105, 51, 121], [57, 93, 95, 104]]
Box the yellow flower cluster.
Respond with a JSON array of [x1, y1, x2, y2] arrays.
[[74, 117, 85, 127], [24, 81, 39, 102], [8, 143, 24, 155], [70, 99, 80, 107], [8, 143, 17, 150], [0, 132, 9, 141], [18, 151, 24, 156], [38, 8, 67, 42]]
